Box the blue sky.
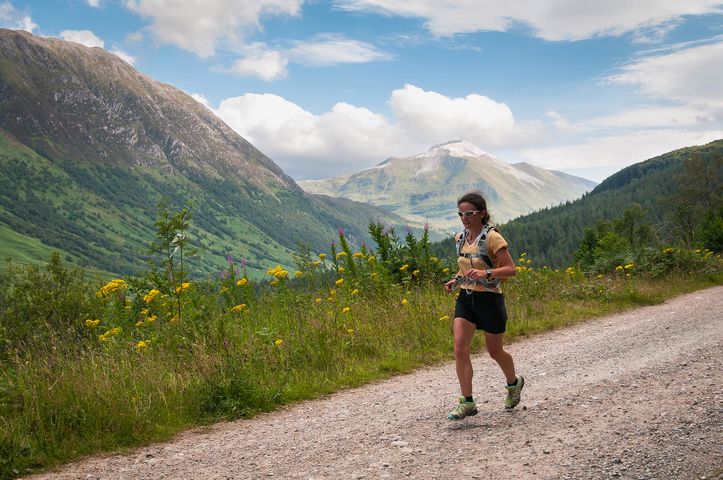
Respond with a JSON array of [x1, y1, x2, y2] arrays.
[[3, 1, 723, 182]]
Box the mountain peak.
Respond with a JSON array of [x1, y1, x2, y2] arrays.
[[429, 140, 490, 158]]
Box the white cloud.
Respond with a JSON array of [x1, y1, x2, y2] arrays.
[[609, 40, 723, 108], [214, 93, 404, 178], [334, 0, 723, 41], [0, 2, 37, 32], [546, 110, 573, 131], [87, 0, 101, 7], [209, 84, 541, 178], [59, 29, 104, 48], [389, 84, 518, 147], [124, 0, 302, 57], [520, 129, 723, 181], [229, 45, 288, 80], [110, 48, 135, 65], [582, 105, 717, 129], [287, 34, 392, 65], [191, 93, 212, 109]]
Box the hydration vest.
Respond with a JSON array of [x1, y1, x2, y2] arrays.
[[454, 224, 501, 292]]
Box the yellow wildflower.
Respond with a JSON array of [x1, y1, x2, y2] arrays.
[[85, 319, 100, 328], [230, 304, 247, 313], [430, 257, 439, 263], [347, 329, 355, 336], [401, 298, 408, 306], [110, 327, 122, 335], [140, 308, 149, 316], [174, 282, 191, 294], [274, 338, 284, 347], [399, 264, 409, 272], [315, 297, 322, 303], [335, 278, 344, 286], [370, 272, 378, 279], [295, 271, 303, 277], [663, 247, 675, 254], [439, 315, 449, 322], [351, 289, 359, 296], [136, 340, 149, 351], [442, 268, 450, 274], [220, 286, 230, 294], [353, 252, 364, 258], [520, 252, 527, 257], [336, 251, 348, 258], [329, 288, 336, 296], [135, 321, 144, 327], [318, 253, 327, 260], [615, 265, 624, 272], [270, 278, 280, 286], [597, 274, 604, 279], [237, 278, 248, 286], [143, 289, 160, 303], [342, 307, 351, 314], [146, 315, 157, 323], [624, 263, 635, 270], [367, 256, 376, 263], [338, 267, 345, 273], [96, 279, 127, 298], [412, 269, 420, 276], [98, 332, 111, 342], [267, 265, 289, 278], [312, 260, 321, 266], [170, 315, 180, 325]]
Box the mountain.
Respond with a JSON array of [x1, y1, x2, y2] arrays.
[[484, 139, 723, 267], [0, 29, 406, 276], [298, 140, 597, 231]]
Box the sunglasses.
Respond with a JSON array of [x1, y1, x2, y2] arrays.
[[457, 210, 480, 218]]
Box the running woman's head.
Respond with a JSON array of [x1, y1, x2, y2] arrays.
[[457, 192, 491, 227]]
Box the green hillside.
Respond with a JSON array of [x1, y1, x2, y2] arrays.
[[0, 131, 411, 277], [501, 140, 723, 266], [431, 140, 723, 267], [0, 30, 410, 278]]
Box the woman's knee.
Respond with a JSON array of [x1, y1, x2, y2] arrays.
[[454, 341, 471, 358]]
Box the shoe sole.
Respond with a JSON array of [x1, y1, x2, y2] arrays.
[[447, 408, 478, 420]]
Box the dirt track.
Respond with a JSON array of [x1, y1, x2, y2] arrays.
[[28, 286, 723, 480]]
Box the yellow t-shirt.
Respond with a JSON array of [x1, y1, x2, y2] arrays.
[[455, 230, 507, 293]]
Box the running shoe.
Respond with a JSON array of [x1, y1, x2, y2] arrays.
[[447, 396, 478, 420], [504, 375, 525, 410]]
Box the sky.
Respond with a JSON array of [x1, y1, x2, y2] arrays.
[[3, 1, 723, 182]]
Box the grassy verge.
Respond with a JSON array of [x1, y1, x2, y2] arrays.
[[0, 257, 720, 479]]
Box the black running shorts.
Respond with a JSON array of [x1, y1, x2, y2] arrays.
[[454, 290, 508, 334]]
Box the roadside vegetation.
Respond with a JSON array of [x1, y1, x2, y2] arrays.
[[0, 205, 721, 479]]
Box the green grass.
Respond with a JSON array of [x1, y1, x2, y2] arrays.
[[0, 248, 721, 479]]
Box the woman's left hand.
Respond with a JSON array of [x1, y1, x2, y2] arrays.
[[465, 268, 483, 279]]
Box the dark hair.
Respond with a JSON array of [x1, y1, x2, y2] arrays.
[[457, 192, 491, 224]]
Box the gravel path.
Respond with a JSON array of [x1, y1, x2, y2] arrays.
[[28, 286, 723, 480]]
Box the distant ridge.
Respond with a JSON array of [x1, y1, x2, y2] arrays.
[[299, 140, 597, 231]]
